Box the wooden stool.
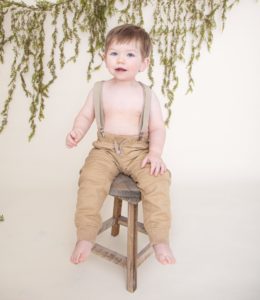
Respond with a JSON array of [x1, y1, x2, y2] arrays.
[[92, 173, 153, 292]]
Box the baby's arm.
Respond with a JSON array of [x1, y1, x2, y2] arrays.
[[66, 88, 95, 148], [141, 91, 166, 176]]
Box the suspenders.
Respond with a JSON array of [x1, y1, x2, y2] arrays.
[[138, 82, 151, 139], [93, 81, 105, 137], [93, 80, 151, 139]]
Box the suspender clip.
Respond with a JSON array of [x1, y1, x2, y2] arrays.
[[100, 128, 105, 137], [138, 131, 144, 141]]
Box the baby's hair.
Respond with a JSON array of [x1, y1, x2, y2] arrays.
[[104, 24, 152, 59]]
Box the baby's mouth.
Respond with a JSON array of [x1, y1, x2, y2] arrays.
[[115, 67, 127, 72]]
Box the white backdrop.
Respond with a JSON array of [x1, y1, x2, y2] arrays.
[[0, 2, 260, 300]]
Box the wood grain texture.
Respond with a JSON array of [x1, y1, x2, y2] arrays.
[[111, 197, 122, 236], [92, 243, 127, 267], [118, 216, 147, 234], [127, 202, 138, 292], [98, 217, 115, 234], [137, 243, 153, 267], [109, 174, 141, 201]]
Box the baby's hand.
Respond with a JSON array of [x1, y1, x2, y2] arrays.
[[66, 129, 82, 148], [141, 152, 167, 176]]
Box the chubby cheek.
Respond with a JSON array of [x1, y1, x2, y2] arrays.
[[129, 64, 140, 73], [104, 55, 113, 67], [105, 61, 115, 72], [126, 61, 139, 70]]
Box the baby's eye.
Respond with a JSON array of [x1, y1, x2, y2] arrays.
[[127, 53, 135, 57], [110, 52, 117, 56]]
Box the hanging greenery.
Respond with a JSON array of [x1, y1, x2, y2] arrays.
[[0, 0, 244, 140]]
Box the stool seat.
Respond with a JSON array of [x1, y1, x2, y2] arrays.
[[109, 173, 141, 201], [92, 173, 153, 293]]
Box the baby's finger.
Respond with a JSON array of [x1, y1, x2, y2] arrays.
[[67, 135, 74, 144], [141, 156, 148, 168], [66, 142, 74, 148], [160, 164, 166, 174], [154, 164, 161, 176], [152, 163, 157, 176], [66, 138, 71, 147], [150, 162, 156, 175], [70, 131, 77, 140], [67, 137, 77, 148]]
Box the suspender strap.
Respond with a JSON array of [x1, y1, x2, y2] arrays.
[[138, 82, 151, 139], [93, 81, 105, 136]]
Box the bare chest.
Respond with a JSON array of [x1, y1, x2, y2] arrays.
[[102, 91, 144, 119]]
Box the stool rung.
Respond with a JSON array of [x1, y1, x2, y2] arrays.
[[92, 243, 127, 267], [98, 217, 115, 234], [137, 243, 153, 267], [118, 216, 147, 234], [93, 243, 153, 269]]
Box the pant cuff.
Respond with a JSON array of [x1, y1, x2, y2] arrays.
[[77, 227, 99, 243], [146, 227, 170, 245]]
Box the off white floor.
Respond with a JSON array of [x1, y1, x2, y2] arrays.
[[1, 178, 260, 300]]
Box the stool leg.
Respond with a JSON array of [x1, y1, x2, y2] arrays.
[[111, 197, 122, 236], [127, 202, 138, 292]]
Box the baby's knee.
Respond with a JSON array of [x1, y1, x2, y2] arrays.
[[143, 169, 171, 191]]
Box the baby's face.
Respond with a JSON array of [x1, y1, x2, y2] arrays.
[[104, 40, 149, 80]]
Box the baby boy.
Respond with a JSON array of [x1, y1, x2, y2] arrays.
[[66, 24, 176, 265]]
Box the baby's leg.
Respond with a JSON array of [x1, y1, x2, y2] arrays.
[[128, 155, 176, 265], [71, 147, 119, 264]]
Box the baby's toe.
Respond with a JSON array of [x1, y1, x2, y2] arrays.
[[79, 253, 87, 263], [70, 255, 77, 264], [157, 254, 168, 265], [74, 255, 80, 264], [71, 250, 81, 264], [165, 256, 173, 264]]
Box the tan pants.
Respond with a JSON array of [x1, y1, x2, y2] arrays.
[[75, 132, 172, 245]]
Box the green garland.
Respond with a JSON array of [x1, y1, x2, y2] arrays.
[[0, 0, 241, 140]]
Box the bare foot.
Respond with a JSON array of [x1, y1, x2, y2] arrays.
[[153, 243, 176, 265], [70, 240, 93, 264]]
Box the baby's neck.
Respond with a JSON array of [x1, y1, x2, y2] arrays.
[[109, 78, 139, 88]]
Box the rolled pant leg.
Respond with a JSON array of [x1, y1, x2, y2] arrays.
[[75, 148, 119, 242], [128, 154, 172, 245]]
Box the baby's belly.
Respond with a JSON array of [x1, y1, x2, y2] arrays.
[[103, 115, 141, 135]]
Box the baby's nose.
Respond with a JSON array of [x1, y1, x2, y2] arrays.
[[117, 55, 125, 63]]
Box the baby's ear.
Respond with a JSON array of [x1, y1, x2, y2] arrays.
[[100, 52, 105, 60], [140, 56, 150, 72], [145, 56, 150, 66]]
